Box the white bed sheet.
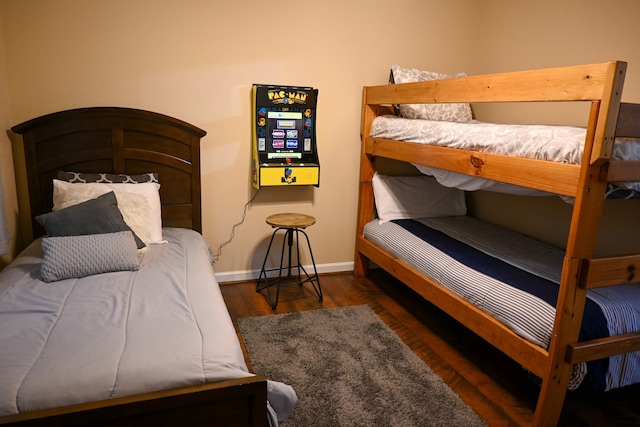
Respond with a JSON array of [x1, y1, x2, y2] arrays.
[[0, 228, 251, 416], [370, 115, 640, 193]]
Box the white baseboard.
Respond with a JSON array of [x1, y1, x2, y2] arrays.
[[215, 261, 354, 284]]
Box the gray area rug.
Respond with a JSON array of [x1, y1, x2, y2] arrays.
[[238, 305, 486, 426]]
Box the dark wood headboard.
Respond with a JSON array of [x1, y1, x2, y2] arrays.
[[11, 107, 206, 241]]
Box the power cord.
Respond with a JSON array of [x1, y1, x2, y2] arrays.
[[212, 188, 260, 262]]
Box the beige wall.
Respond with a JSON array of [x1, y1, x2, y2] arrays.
[[1, 0, 639, 277], [467, 0, 640, 257], [0, 4, 16, 269], [0, 0, 477, 279]]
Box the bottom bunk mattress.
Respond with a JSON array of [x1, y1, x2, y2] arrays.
[[0, 228, 252, 416], [363, 216, 640, 392]]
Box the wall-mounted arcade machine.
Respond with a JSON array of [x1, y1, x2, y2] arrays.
[[252, 84, 320, 188]]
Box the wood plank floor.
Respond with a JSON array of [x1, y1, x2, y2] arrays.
[[220, 270, 640, 427]]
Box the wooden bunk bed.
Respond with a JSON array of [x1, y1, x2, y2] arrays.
[[1, 107, 269, 426], [354, 61, 640, 426]]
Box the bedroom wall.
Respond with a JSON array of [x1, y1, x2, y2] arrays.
[[2, 1, 639, 276], [466, 0, 640, 256], [0, 0, 478, 278], [0, 5, 17, 269]]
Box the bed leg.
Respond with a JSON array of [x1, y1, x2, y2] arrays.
[[353, 249, 369, 277], [533, 368, 571, 427]]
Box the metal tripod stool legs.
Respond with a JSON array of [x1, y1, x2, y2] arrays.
[[256, 213, 323, 310]]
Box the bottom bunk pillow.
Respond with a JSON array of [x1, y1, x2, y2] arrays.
[[372, 173, 466, 223], [363, 216, 640, 392]]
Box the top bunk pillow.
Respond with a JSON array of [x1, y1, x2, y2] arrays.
[[391, 65, 473, 123], [372, 173, 466, 224], [52, 178, 163, 245]]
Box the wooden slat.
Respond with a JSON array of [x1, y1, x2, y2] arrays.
[[615, 102, 640, 137], [354, 87, 381, 277], [0, 375, 268, 426], [534, 257, 589, 427], [580, 255, 640, 289], [364, 61, 621, 105], [607, 159, 640, 182], [365, 137, 581, 196], [567, 334, 640, 364], [590, 61, 626, 165]]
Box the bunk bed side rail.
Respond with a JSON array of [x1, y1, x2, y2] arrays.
[[357, 235, 549, 377], [567, 333, 640, 364], [608, 102, 640, 181], [366, 137, 582, 196], [580, 254, 640, 289], [590, 61, 626, 165], [363, 61, 623, 105], [615, 102, 640, 138]]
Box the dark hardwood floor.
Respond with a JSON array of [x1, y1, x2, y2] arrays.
[[220, 269, 640, 427]]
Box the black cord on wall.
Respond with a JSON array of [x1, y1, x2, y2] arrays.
[[212, 189, 260, 262]]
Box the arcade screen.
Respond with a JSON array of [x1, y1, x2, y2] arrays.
[[254, 85, 318, 164]]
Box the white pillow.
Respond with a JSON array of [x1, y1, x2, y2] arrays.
[[52, 179, 163, 244], [372, 173, 466, 223], [391, 65, 473, 122]]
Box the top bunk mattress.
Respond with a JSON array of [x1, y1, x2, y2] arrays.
[[0, 227, 251, 417], [370, 115, 640, 196]]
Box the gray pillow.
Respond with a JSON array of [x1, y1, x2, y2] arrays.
[[35, 191, 145, 249], [40, 231, 140, 282]]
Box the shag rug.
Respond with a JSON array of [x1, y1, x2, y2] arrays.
[[238, 305, 486, 426]]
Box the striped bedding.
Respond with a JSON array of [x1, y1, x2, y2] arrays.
[[363, 216, 640, 391]]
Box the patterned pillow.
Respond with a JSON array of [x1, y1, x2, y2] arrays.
[[391, 65, 473, 122], [40, 231, 140, 282], [57, 171, 159, 184], [52, 179, 163, 245]]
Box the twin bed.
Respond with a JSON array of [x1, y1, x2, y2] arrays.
[[0, 108, 274, 426], [356, 61, 640, 426]]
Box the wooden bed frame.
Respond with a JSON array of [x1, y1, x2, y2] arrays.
[[354, 61, 640, 426], [3, 107, 268, 426]]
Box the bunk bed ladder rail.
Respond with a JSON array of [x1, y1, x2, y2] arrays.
[[534, 61, 633, 427]]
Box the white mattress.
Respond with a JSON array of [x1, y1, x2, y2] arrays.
[[0, 228, 251, 416], [363, 216, 640, 391], [370, 115, 640, 193]]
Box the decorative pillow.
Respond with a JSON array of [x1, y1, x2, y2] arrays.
[[36, 191, 145, 249], [57, 171, 159, 184], [372, 173, 466, 223], [390, 65, 473, 122], [40, 231, 140, 282], [52, 179, 163, 244]]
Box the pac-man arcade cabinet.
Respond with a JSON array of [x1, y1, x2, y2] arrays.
[[252, 84, 320, 188]]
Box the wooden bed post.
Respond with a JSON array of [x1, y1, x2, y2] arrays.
[[533, 62, 627, 427], [354, 87, 378, 277]]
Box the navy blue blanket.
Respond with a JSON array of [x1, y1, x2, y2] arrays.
[[393, 219, 609, 392]]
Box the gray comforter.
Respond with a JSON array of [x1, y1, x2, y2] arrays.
[[0, 228, 251, 416]]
